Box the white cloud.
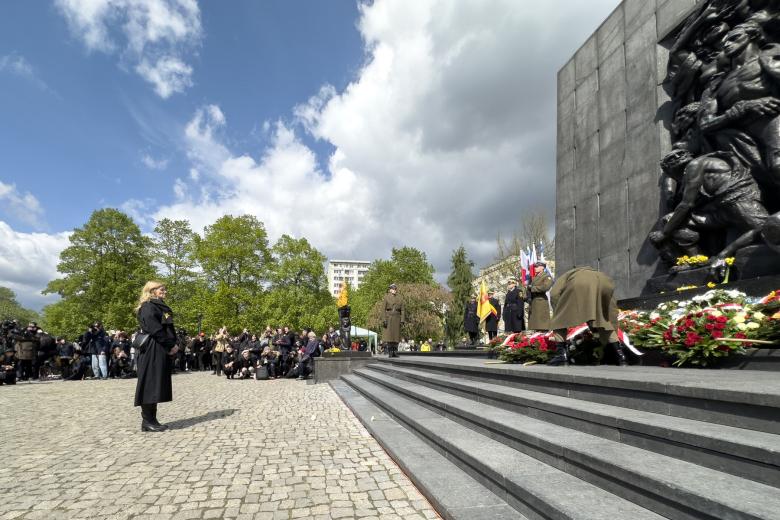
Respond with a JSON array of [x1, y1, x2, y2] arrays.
[[0, 53, 55, 93], [141, 153, 169, 170], [55, 0, 201, 98], [149, 0, 619, 278], [0, 222, 71, 310], [0, 182, 47, 230]]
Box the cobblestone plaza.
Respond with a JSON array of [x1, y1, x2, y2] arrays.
[[0, 373, 440, 520]]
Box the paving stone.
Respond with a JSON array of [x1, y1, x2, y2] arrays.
[[0, 374, 437, 520]]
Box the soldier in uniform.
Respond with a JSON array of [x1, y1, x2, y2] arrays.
[[548, 267, 627, 367], [527, 262, 553, 331], [382, 284, 404, 358], [463, 294, 479, 345], [502, 278, 525, 333], [484, 290, 501, 341]]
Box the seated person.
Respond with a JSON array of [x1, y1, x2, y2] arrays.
[[64, 351, 89, 381], [222, 344, 238, 379], [0, 348, 18, 385], [236, 349, 257, 379], [109, 346, 134, 378], [259, 347, 278, 379]]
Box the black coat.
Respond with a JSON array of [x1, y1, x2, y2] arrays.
[[463, 300, 479, 333], [503, 287, 525, 333], [134, 299, 176, 406], [484, 297, 502, 332]]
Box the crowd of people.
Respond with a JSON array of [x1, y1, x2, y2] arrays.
[[0, 319, 354, 385]]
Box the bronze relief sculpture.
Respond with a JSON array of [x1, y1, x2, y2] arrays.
[[650, 0, 780, 275]]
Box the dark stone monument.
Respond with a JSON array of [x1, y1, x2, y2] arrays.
[[556, 0, 780, 298]]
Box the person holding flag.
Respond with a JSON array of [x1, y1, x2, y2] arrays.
[[464, 293, 480, 345], [483, 289, 501, 341], [527, 261, 553, 330]]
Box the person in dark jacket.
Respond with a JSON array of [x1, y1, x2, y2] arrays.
[[235, 349, 256, 379], [134, 281, 179, 432], [222, 345, 238, 379], [0, 348, 18, 385], [13, 324, 40, 381], [485, 290, 502, 341], [463, 295, 480, 345], [84, 322, 109, 380], [57, 337, 75, 380], [502, 278, 525, 333]]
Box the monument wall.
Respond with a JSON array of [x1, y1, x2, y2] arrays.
[[555, 0, 700, 299]]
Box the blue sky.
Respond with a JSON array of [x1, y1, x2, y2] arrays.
[[0, 0, 621, 309]]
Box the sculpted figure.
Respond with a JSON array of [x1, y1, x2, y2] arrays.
[[698, 21, 780, 191], [649, 150, 768, 268]]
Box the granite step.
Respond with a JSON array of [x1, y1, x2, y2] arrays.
[[330, 380, 529, 520], [352, 367, 780, 520], [372, 357, 780, 434], [367, 362, 780, 487], [340, 375, 667, 520]]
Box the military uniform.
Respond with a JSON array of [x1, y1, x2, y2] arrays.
[[382, 289, 404, 357], [548, 267, 626, 366], [527, 271, 554, 330], [503, 284, 525, 333], [463, 299, 479, 344], [484, 296, 501, 340]]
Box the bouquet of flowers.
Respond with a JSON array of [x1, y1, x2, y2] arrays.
[[492, 332, 555, 364]]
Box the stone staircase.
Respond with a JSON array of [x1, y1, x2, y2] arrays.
[[331, 357, 780, 520]]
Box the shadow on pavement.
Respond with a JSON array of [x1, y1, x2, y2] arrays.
[[165, 409, 237, 430]]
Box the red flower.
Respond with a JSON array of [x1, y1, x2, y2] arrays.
[[714, 323, 726, 331], [712, 331, 723, 339], [716, 316, 728, 324], [734, 332, 747, 339], [706, 314, 717, 321], [684, 319, 695, 328], [684, 332, 701, 347], [696, 312, 703, 317], [705, 323, 714, 331], [717, 345, 730, 351]]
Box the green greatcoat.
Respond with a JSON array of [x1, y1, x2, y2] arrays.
[[527, 271, 553, 330], [381, 292, 404, 343], [549, 267, 618, 331]]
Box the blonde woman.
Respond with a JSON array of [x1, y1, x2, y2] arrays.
[[134, 281, 179, 432]]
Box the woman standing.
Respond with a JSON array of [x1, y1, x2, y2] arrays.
[[134, 281, 179, 432]]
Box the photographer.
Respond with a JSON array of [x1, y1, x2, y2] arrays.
[[109, 346, 134, 379], [14, 323, 40, 381], [112, 331, 131, 356], [259, 346, 277, 379], [235, 349, 256, 379], [213, 327, 229, 376], [57, 337, 75, 380], [84, 322, 109, 380], [0, 348, 18, 385], [64, 350, 88, 381], [222, 344, 238, 379]]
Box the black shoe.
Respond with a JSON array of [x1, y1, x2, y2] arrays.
[[547, 343, 569, 366], [141, 420, 166, 432], [609, 342, 628, 366]]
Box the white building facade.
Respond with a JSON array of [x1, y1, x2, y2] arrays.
[[327, 260, 371, 297]]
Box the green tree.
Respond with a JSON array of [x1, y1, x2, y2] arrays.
[[262, 235, 336, 331], [0, 287, 39, 324], [42, 208, 156, 337], [352, 247, 436, 327], [444, 246, 474, 345], [193, 215, 271, 328], [367, 283, 450, 342]]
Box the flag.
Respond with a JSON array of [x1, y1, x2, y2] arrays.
[[477, 280, 496, 322], [566, 323, 590, 340], [519, 251, 528, 286], [530, 244, 538, 279], [336, 281, 348, 308], [538, 241, 545, 262], [617, 329, 643, 356]]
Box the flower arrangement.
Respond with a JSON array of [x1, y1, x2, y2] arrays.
[[324, 347, 341, 354], [676, 255, 709, 266], [618, 289, 778, 367], [491, 332, 555, 364]]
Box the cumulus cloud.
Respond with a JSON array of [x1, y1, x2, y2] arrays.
[[153, 0, 619, 277], [0, 222, 71, 310], [141, 153, 169, 170], [55, 0, 201, 98], [0, 182, 47, 230]]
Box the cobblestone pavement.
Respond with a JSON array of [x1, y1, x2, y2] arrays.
[[0, 372, 441, 520]]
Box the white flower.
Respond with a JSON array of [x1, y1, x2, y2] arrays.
[[659, 304, 668, 311], [649, 312, 660, 320], [754, 312, 766, 320], [736, 323, 748, 331], [746, 322, 760, 330]]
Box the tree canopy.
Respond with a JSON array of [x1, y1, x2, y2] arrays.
[[0, 287, 39, 324], [444, 246, 474, 344]]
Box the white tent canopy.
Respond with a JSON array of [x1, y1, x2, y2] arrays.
[[349, 325, 378, 351]]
